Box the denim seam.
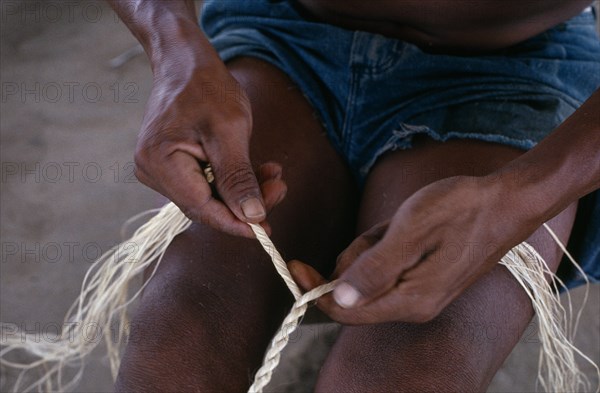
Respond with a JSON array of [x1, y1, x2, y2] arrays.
[[341, 31, 361, 155]]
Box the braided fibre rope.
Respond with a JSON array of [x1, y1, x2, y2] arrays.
[[249, 222, 600, 393], [248, 223, 304, 301], [1, 203, 598, 392], [247, 223, 339, 391]]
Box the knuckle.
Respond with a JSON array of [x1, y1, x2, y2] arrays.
[[180, 197, 213, 225], [195, 204, 231, 234], [409, 299, 442, 323], [133, 165, 147, 185], [227, 115, 252, 136], [206, 110, 252, 139], [411, 311, 436, 324], [133, 146, 149, 168], [216, 162, 258, 197], [350, 248, 391, 293], [134, 137, 164, 169], [133, 146, 160, 188], [133, 152, 154, 187], [364, 221, 389, 240], [179, 205, 199, 223]]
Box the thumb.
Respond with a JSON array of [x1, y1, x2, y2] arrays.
[[333, 242, 401, 309], [211, 146, 266, 224]]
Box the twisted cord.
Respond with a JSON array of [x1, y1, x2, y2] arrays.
[[248, 219, 599, 393], [248, 223, 338, 392], [248, 281, 338, 392], [249, 223, 303, 300], [1, 205, 597, 392]]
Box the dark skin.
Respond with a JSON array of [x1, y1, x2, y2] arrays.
[[294, 89, 600, 325], [299, 0, 593, 50], [108, 0, 599, 391]]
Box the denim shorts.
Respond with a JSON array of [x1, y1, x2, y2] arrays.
[[200, 1, 600, 289]]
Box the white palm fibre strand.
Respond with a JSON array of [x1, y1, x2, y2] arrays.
[[0, 203, 192, 392], [498, 237, 599, 393], [0, 202, 597, 393]]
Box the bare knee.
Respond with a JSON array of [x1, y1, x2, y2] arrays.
[[115, 225, 294, 391], [315, 318, 492, 392]]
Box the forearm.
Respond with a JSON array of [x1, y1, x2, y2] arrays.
[[107, 0, 223, 76], [493, 89, 600, 225]]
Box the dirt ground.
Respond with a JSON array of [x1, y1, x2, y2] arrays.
[[1, 1, 598, 392]]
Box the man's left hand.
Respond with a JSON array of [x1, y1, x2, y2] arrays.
[[289, 175, 539, 325]]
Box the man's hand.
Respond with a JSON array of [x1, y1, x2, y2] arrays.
[[135, 63, 286, 238], [289, 175, 539, 324], [108, 1, 287, 237]]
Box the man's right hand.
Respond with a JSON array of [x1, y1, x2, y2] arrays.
[[106, 0, 286, 237], [134, 62, 287, 237]]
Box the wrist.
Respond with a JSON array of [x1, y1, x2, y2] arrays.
[[483, 90, 600, 228], [480, 159, 567, 231], [126, 6, 222, 79], [150, 19, 222, 75]]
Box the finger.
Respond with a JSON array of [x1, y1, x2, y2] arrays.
[[194, 198, 257, 237], [288, 260, 327, 292], [287, 243, 445, 325], [309, 293, 370, 325], [210, 141, 267, 224], [159, 150, 255, 237], [332, 282, 449, 325], [315, 264, 446, 325], [326, 249, 462, 325], [314, 289, 436, 325], [259, 179, 287, 213], [305, 291, 388, 325], [333, 221, 389, 278], [257, 162, 287, 212], [333, 233, 425, 309], [257, 219, 272, 236], [257, 162, 283, 180]]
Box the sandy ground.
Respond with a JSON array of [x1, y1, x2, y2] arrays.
[[1, 1, 598, 392]]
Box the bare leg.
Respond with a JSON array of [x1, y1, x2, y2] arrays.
[[315, 138, 577, 392], [114, 58, 357, 392]]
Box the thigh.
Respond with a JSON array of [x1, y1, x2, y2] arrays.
[[115, 58, 358, 391], [316, 138, 577, 392]]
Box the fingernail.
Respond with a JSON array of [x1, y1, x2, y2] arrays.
[[241, 197, 265, 219], [333, 282, 361, 308]]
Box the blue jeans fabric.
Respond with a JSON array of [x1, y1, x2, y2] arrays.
[[200, 1, 600, 289]]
